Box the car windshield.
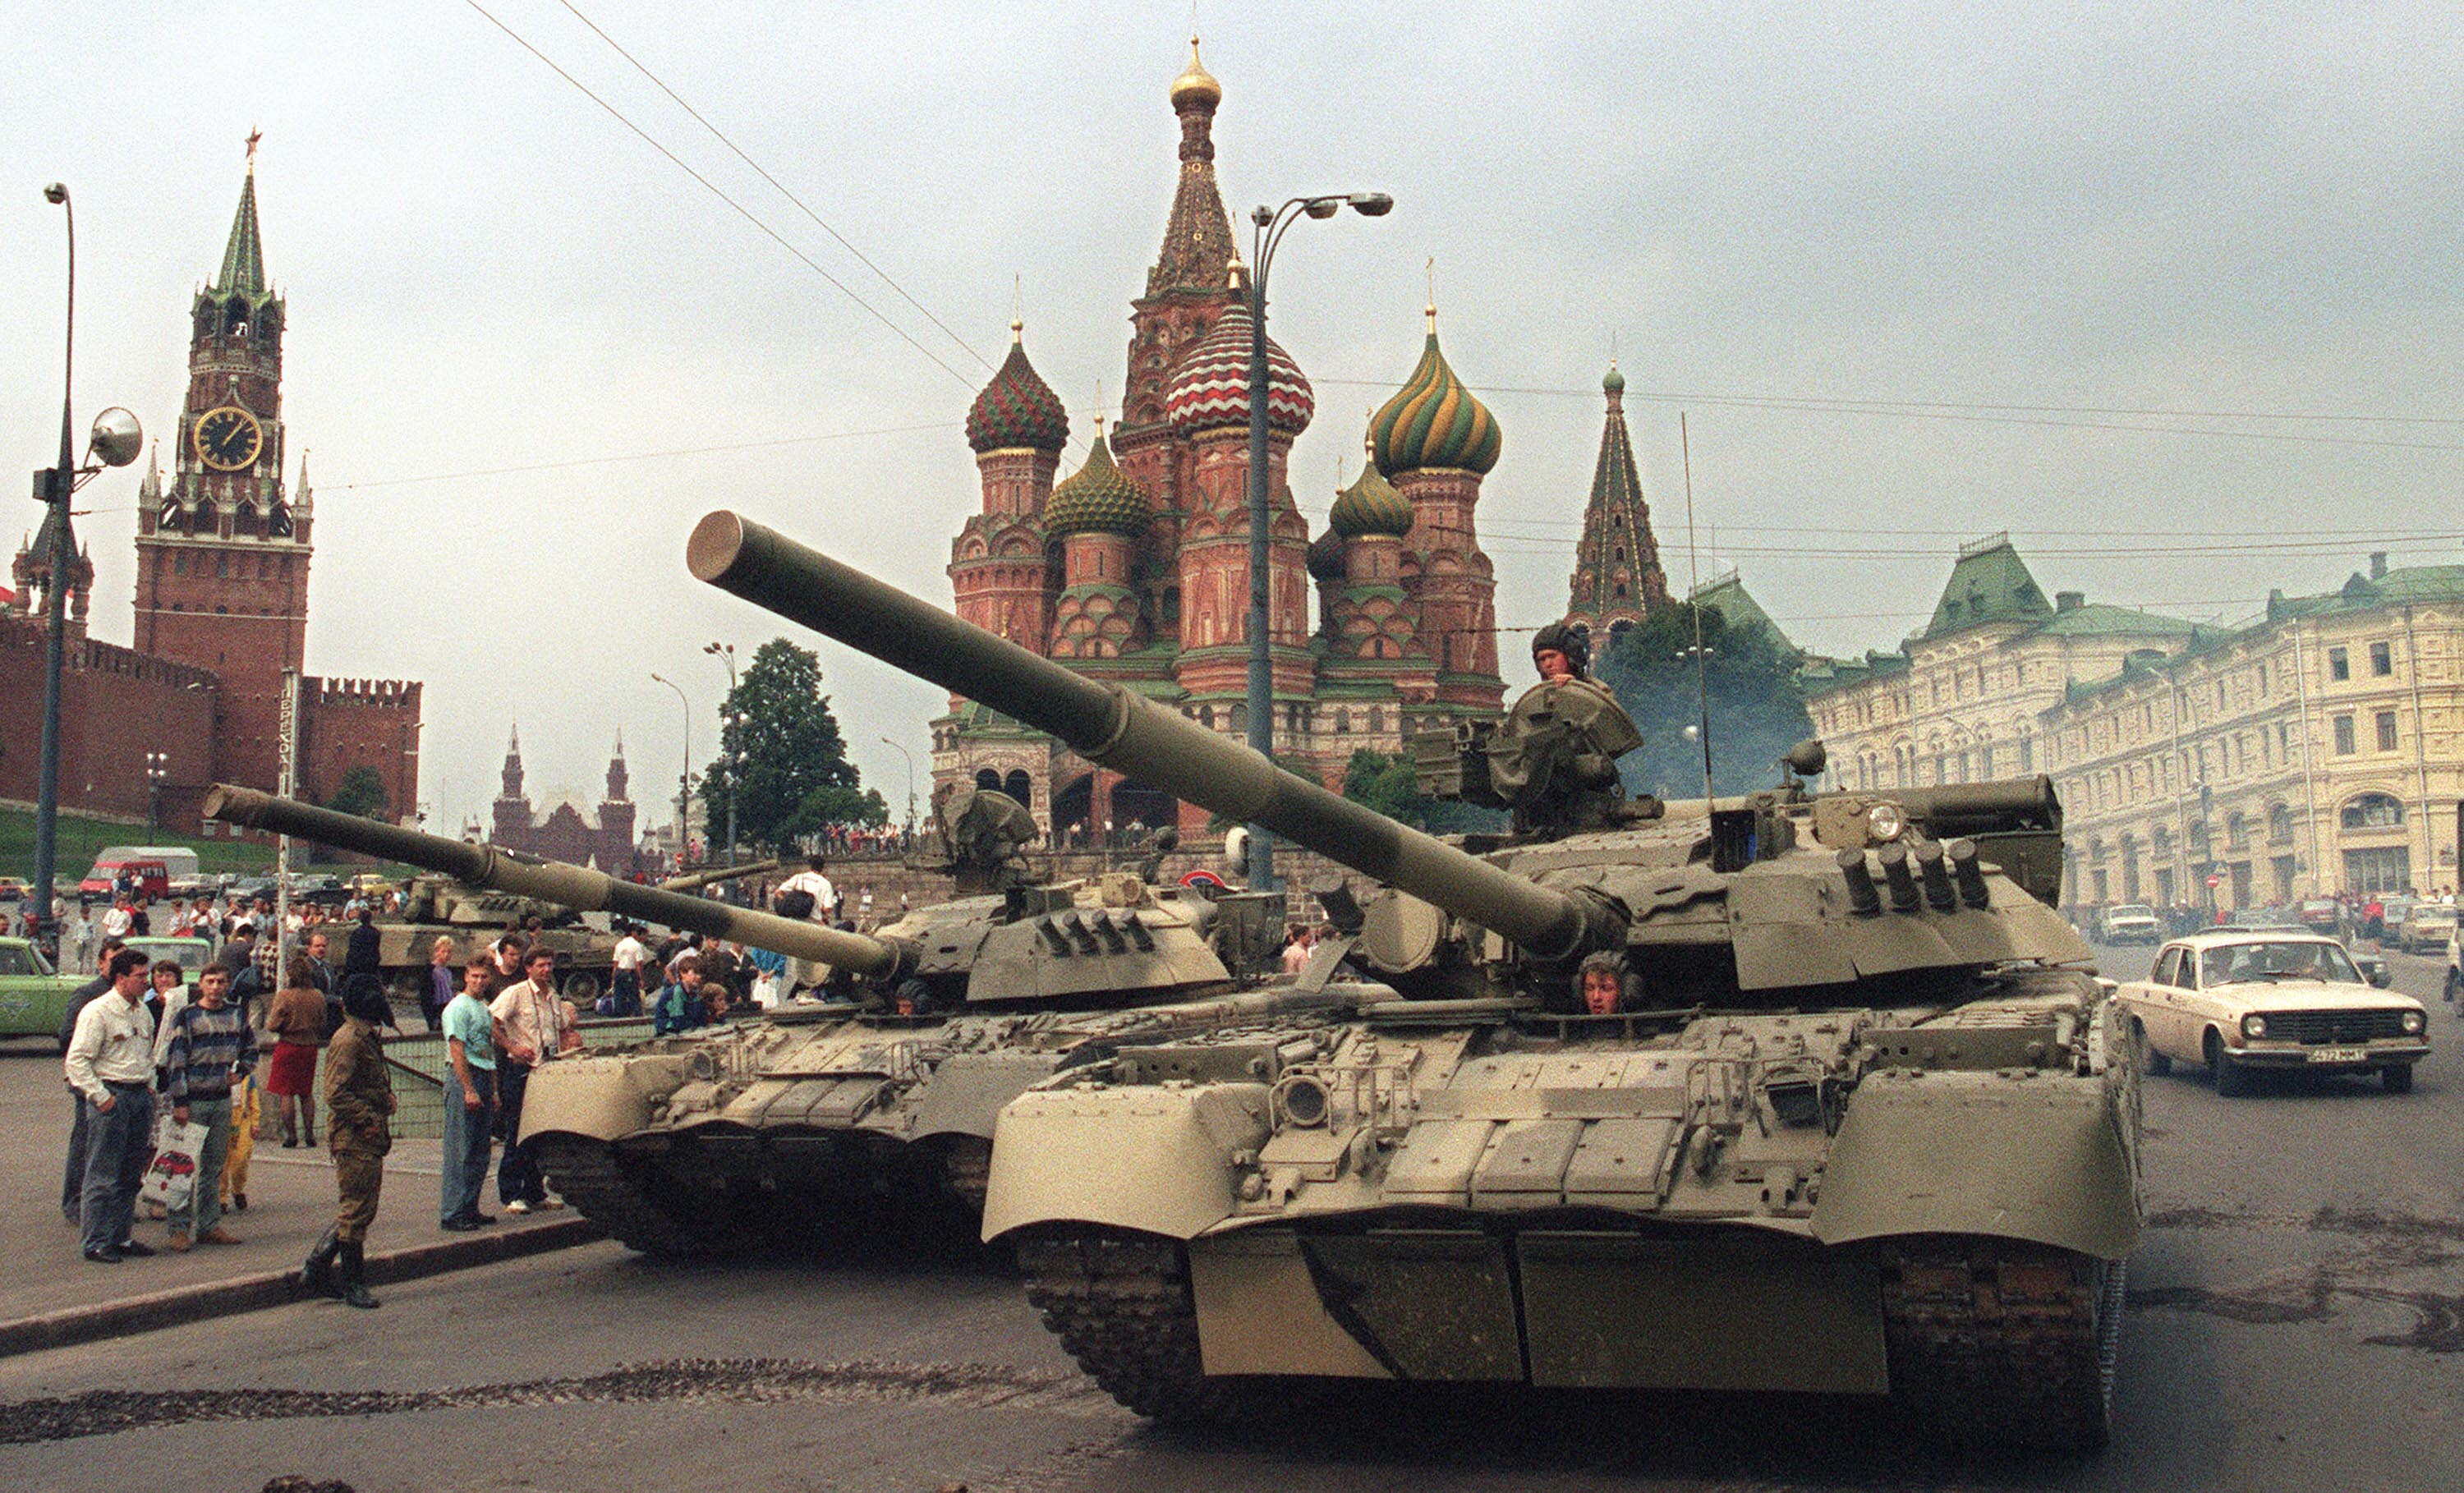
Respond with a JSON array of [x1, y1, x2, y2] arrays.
[[2199, 940, 2363, 987], [2112, 906, 2154, 919], [132, 941, 210, 972]]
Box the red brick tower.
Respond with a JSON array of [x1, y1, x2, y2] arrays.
[[131, 145, 310, 792], [953, 319, 1069, 655], [1370, 307, 1505, 717]]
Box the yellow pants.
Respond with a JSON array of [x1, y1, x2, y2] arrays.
[[221, 1077, 260, 1201]]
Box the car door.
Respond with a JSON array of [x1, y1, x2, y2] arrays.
[[2145, 946, 2191, 1058], [2126, 945, 2179, 1057]]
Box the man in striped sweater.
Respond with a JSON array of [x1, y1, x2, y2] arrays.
[[160, 966, 256, 1251]]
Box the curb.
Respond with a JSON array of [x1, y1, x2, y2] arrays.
[[0, 1216, 603, 1359]]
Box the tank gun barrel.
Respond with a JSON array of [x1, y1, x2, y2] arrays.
[[654, 857, 782, 894], [687, 512, 1610, 962], [202, 786, 909, 979]]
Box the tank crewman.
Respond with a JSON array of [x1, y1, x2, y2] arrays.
[[1486, 622, 1648, 833], [1573, 950, 1633, 1015], [303, 973, 396, 1309]]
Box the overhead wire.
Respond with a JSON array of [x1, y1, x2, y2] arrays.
[[460, 0, 981, 389], [549, 0, 994, 373]]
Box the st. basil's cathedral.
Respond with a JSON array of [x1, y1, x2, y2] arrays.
[[935, 42, 1539, 838]]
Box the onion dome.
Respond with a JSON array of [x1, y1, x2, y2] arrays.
[[1369, 310, 1501, 477], [1164, 301, 1314, 437], [1042, 425, 1151, 537], [966, 321, 1069, 454], [1602, 361, 1625, 394], [1170, 35, 1221, 111], [1307, 528, 1347, 583], [1328, 463, 1413, 538]]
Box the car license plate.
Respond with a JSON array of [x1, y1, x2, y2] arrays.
[[2307, 1047, 2367, 1063]]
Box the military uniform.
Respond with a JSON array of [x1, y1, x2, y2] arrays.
[[322, 1014, 393, 1243]]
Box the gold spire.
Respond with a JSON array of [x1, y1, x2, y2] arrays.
[[1010, 317, 1023, 344], [1171, 34, 1222, 110]]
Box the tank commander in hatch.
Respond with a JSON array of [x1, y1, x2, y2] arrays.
[[1574, 951, 1635, 1015], [1485, 622, 1650, 834]]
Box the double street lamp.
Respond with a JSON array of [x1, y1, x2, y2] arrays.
[[1239, 191, 1391, 893], [30, 182, 143, 959], [145, 751, 169, 834], [649, 673, 691, 861]]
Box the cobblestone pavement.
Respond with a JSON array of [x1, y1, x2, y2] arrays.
[[0, 943, 2457, 1492]]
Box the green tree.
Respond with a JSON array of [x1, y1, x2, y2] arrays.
[[699, 639, 885, 851], [323, 765, 389, 821], [1340, 748, 1506, 834], [1593, 603, 1815, 799]]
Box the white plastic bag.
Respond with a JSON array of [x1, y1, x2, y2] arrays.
[[140, 1119, 211, 1214], [751, 972, 780, 1009]]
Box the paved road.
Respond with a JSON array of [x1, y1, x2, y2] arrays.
[[2, 942, 2458, 1492]]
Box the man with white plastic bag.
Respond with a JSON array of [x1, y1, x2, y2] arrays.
[[157, 965, 255, 1249]]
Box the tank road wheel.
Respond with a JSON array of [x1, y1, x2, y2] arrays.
[[560, 969, 602, 1006], [2384, 1063, 2416, 1095], [2135, 1020, 2170, 1077], [1015, 1228, 1273, 1425], [1881, 1238, 2123, 1454], [527, 1135, 762, 1257], [2206, 1030, 2249, 1097]]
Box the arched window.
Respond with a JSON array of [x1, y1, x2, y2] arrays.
[[1003, 769, 1033, 805], [974, 769, 1000, 792], [1367, 707, 1383, 734], [2341, 792, 2405, 830]]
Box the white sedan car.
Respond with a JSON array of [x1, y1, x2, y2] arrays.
[[2115, 930, 2430, 1096]]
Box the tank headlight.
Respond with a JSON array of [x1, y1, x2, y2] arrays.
[[1865, 802, 1906, 843], [2242, 1014, 2269, 1041], [2402, 1009, 2426, 1035], [1275, 1073, 1331, 1128]]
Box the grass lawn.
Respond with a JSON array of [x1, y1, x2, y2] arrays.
[[0, 804, 274, 880]]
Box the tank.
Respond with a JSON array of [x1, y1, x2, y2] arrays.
[[685, 510, 2142, 1454], [363, 860, 778, 1008], [202, 788, 1368, 1256]]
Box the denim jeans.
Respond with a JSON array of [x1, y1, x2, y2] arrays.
[[494, 1063, 545, 1206], [169, 1094, 232, 1239], [62, 1091, 89, 1221], [80, 1085, 154, 1256], [441, 1066, 495, 1222]]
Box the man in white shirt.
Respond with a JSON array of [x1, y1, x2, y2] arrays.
[[488, 948, 574, 1215], [609, 925, 650, 1016], [775, 855, 839, 995], [65, 949, 159, 1263]]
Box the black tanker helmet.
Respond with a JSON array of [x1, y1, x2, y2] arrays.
[[1530, 621, 1592, 679]]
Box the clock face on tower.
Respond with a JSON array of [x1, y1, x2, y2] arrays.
[[193, 406, 264, 471]]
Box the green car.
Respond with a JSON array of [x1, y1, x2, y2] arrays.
[[124, 935, 217, 980], [0, 936, 84, 1045]]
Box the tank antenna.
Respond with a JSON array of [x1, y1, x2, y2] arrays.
[[1680, 411, 1712, 806]]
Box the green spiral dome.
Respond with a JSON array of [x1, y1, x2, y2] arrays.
[[1369, 319, 1501, 477], [1328, 464, 1414, 538], [1042, 430, 1151, 537]]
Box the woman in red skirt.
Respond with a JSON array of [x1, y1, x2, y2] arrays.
[[262, 959, 329, 1147]]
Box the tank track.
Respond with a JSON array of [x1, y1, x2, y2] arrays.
[[528, 1135, 763, 1257], [1016, 1229, 1268, 1423], [1878, 1237, 2122, 1454], [1022, 1226, 2122, 1453]]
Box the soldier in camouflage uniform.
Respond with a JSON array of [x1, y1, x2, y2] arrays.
[[301, 974, 395, 1309]]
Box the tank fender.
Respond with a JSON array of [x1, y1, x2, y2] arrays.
[[906, 1050, 1068, 1141], [514, 1053, 694, 1146], [1809, 1068, 2140, 1261], [981, 1082, 1270, 1243]]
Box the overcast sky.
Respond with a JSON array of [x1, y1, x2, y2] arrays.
[[7, 2, 2457, 833]]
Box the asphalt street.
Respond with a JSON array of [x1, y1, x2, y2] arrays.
[[2, 940, 2458, 1493]]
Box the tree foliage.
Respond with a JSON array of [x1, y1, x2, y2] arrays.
[[1593, 603, 1815, 800], [699, 639, 885, 851], [324, 765, 389, 821], [1340, 748, 1506, 834]]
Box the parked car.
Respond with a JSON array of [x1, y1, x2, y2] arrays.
[[2399, 903, 2457, 955], [288, 874, 352, 907], [2100, 903, 2163, 944], [2116, 931, 2430, 1095], [0, 935, 83, 1045], [78, 857, 168, 905], [122, 935, 216, 981], [2296, 898, 2346, 936], [0, 877, 27, 903]]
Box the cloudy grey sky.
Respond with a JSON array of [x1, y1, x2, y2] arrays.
[[7, 1, 2458, 832]]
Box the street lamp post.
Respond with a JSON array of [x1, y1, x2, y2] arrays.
[[29, 183, 142, 961], [145, 751, 168, 834], [702, 642, 739, 866], [1239, 190, 1391, 893], [650, 673, 691, 862], [879, 737, 917, 838]]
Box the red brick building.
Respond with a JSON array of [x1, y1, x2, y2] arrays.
[[488, 728, 638, 875], [2, 145, 423, 831], [933, 44, 1506, 837]]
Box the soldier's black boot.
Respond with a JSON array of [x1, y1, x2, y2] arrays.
[[337, 1240, 380, 1310], [299, 1227, 341, 1297]]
